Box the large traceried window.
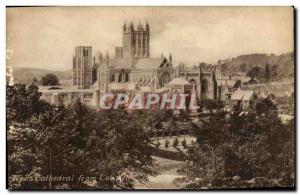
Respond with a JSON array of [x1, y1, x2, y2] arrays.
[[159, 71, 171, 88], [125, 73, 129, 82]]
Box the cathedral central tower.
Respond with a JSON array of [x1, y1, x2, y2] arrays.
[[122, 22, 150, 59]]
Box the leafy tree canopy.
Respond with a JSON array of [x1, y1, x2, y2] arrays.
[[177, 101, 294, 189], [41, 73, 60, 86], [7, 84, 156, 189]]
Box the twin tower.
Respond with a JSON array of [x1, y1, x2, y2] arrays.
[[115, 22, 150, 59]]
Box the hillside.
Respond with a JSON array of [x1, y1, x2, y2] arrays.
[[12, 67, 72, 85], [11, 52, 294, 85], [218, 52, 294, 79]]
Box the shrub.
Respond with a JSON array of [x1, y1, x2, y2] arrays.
[[165, 140, 170, 148], [182, 138, 187, 148], [155, 140, 161, 148], [173, 138, 179, 148], [191, 140, 196, 145]]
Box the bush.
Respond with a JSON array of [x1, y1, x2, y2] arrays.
[[173, 138, 179, 148], [165, 140, 170, 148], [202, 99, 223, 113], [182, 138, 187, 148], [155, 140, 161, 148], [191, 140, 196, 145], [41, 73, 60, 86]]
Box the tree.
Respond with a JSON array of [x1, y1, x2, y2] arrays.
[[26, 77, 39, 86], [7, 84, 157, 189], [131, 109, 174, 130], [83, 109, 156, 189], [182, 139, 187, 149], [155, 140, 161, 148], [270, 65, 278, 80], [177, 103, 294, 189], [32, 77, 39, 86], [41, 73, 60, 86], [246, 66, 264, 80], [233, 80, 241, 89], [202, 99, 223, 113], [165, 140, 170, 148], [265, 64, 270, 82], [177, 110, 191, 122], [252, 97, 277, 116], [7, 125, 44, 189], [6, 83, 42, 124], [7, 83, 58, 189], [172, 138, 179, 148]]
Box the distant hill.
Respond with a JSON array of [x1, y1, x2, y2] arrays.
[[218, 52, 294, 80], [12, 52, 294, 85], [13, 67, 72, 85]]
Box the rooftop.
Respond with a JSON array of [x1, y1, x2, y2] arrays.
[[108, 82, 136, 91], [108, 57, 168, 70], [168, 78, 191, 86], [231, 89, 255, 101], [38, 86, 98, 93]]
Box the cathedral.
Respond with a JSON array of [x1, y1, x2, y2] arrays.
[[72, 22, 218, 104]]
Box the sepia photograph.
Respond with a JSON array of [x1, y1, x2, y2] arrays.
[[6, 6, 295, 190]]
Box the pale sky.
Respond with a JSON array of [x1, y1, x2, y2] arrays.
[[7, 6, 294, 71]]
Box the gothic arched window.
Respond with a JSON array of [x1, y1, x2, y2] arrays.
[[111, 74, 115, 82], [201, 79, 209, 93], [118, 73, 122, 83], [159, 71, 171, 88], [125, 73, 129, 82]]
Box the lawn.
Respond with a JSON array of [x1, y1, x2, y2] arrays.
[[135, 156, 185, 189]]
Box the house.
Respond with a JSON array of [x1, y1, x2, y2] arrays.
[[230, 88, 257, 109]]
